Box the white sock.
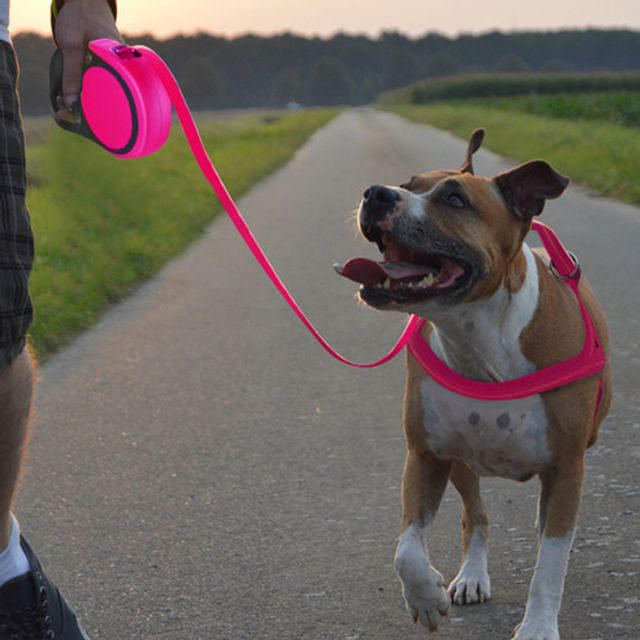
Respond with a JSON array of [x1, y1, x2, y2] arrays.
[[0, 514, 30, 586]]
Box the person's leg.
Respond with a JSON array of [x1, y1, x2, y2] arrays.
[[0, 353, 34, 537], [0, 41, 91, 640], [0, 32, 35, 578], [0, 349, 33, 585]]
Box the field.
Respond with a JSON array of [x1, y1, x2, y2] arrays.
[[25, 109, 339, 357], [378, 73, 640, 206], [379, 72, 640, 105]]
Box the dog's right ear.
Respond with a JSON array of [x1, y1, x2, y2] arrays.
[[458, 128, 485, 174], [493, 160, 569, 220]]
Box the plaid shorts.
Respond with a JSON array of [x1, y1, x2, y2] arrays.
[[0, 41, 34, 367]]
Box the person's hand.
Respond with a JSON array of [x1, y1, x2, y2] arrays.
[[54, 0, 122, 116]]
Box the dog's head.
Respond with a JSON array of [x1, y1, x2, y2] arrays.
[[335, 129, 569, 314]]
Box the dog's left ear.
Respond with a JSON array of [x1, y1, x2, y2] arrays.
[[493, 160, 569, 220], [458, 128, 485, 174]]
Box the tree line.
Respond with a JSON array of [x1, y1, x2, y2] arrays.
[[14, 28, 640, 115]]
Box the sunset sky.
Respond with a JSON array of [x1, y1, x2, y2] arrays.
[[12, 0, 640, 38]]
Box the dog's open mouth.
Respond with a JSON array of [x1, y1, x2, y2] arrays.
[[334, 236, 473, 304]]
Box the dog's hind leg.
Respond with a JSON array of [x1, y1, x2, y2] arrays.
[[447, 460, 491, 604], [393, 450, 451, 632]]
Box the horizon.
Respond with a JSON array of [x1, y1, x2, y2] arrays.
[[10, 0, 640, 40], [12, 24, 640, 42]]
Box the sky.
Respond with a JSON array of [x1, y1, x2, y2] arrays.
[[11, 0, 640, 39]]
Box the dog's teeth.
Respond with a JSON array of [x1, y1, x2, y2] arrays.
[[333, 263, 343, 275], [383, 278, 391, 289], [420, 273, 436, 287]]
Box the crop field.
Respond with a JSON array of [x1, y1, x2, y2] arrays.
[[25, 109, 339, 357], [379, 72, 640, 105]]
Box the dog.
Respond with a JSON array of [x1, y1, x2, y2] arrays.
[[334, 129, 612, 640]]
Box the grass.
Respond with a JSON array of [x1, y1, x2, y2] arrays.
[[26, 109, 339, 357], [382, 103, 640, 205], [456, 92, 640, 128]]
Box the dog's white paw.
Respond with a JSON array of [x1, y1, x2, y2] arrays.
[[401, 566, 450, 632], [394, 526, 450, 631], [511, 620, 560, 640], [448, 564, 491, 604]]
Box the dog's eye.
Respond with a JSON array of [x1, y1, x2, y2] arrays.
[[447, 193, 467, 208]]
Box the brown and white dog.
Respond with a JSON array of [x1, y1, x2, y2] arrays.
[[335, 130, 612, 640]]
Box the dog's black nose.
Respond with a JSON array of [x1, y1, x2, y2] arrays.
[[361, 185, 400, 225]]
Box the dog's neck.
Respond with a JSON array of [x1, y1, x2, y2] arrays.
[[423, 243, 539, 383]]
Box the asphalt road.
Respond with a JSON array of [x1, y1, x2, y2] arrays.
[[18, 109, 640, 639]]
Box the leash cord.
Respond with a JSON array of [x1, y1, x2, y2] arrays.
[[142, 47, 420, 368]]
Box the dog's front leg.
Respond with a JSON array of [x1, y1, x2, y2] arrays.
[[512, 460, 584, 640], [448, 460, 491, 604], [394, 449, 451, 632]]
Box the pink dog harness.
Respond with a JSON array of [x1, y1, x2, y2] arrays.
[[49, 39, 606, 402], [408, 221, 606, 402]]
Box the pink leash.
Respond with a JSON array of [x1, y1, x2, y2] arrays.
[[55, 41, 605, 396], [142, 48, 421, 368], [145, 49, 607, 393]]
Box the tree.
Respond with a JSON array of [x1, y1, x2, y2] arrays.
[[383, 50, 422, 90], [495, 53, 530, 73], [424, 53, 460, 78], [541, 59, 570, 72], [179, 57, 223, 110], [271, 67, 301, 106], [11, 30, 640, 115], [360, 74, 384, 103], [306, 57, 354, 106]]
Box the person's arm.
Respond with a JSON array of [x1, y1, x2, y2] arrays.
[[50, 0, 122, 109]]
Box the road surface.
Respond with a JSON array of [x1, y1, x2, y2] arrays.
[[18, 109, 640, 639]]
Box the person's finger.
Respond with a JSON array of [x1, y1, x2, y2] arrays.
[[55, 107, 80, 124], [61, 39, 86, 108]]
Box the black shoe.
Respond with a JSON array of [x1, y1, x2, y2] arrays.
[[0, 536, 90, 639]]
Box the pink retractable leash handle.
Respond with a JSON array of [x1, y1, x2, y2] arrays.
[[49, 39, 419, 367]]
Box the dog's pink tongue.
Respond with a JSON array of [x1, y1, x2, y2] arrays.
[[335, 258, 435, 285]]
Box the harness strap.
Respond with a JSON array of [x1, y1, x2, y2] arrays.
[[407, 221, 606, 401]]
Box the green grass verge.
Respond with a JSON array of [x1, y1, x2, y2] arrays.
[[456, 92, 640, 128], [382, 103, 640, 205], [26, 109, 338, 357]]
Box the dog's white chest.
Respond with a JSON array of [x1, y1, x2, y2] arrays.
[[420, 378, 550, 479], [416, 242, 551, 479]]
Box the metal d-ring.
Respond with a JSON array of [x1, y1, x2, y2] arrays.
[[550, 251, 580, 280]]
